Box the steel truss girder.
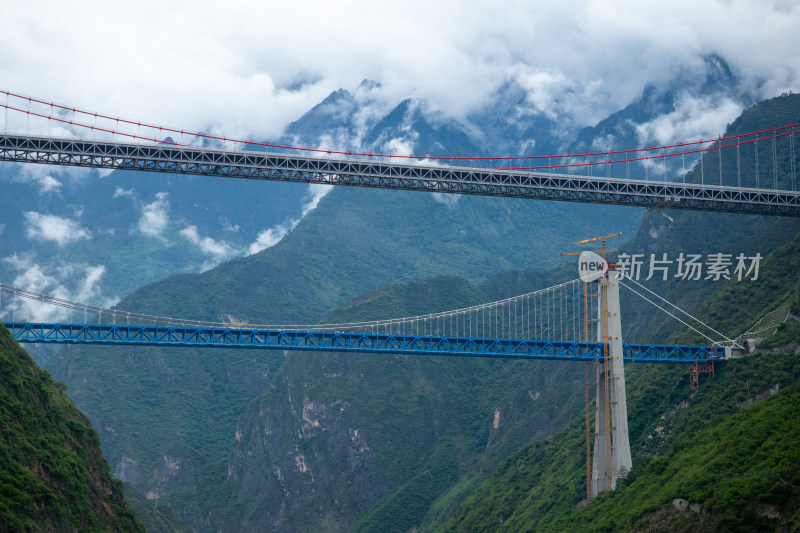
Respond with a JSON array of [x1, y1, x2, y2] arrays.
[[4, 322, 723, 363], [1, 135, 799, 215]]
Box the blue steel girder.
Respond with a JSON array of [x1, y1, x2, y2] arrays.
[[1, 134, 799, 216], [4, 322, 723, 363]]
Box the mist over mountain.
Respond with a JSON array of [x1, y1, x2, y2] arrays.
[[2, 56, 798, 531], [0, 55, 758, 338], [287, 55, 755, 160]]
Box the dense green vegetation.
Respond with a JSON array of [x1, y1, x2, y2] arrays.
[[0, 325, 142, 532], [613, 93, 800, 344], [116, 185, 642, 325], [122, 484, 192, 532], [43, 342, 279, 527], [443, 353, 800, 532], [227, 272, 588, 532], [442, 223, 800, 531], [42, 165, 640, 530], [672, 230, 800, 347], [421, 93, 800, 533], [31, 89, 800, 532]]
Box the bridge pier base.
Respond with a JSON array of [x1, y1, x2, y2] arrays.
[[591, 270, 632, 498], [690, 360, 715, 388]]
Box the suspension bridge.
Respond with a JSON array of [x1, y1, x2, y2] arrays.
[[0, 259, 739, 498], [0, 277, 731, 362], [0, 91, 783, 498], [1, 90, 799, 216]]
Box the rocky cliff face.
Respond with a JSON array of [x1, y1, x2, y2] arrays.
[[226, 311, 588, 533], [228, 358, 396, 531]]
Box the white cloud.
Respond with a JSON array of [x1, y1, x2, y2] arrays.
[[247, 221, 296, 256], [3, 164, 99, 192], [180, 225, 236, 258], [246, 182, 333, 255], [0, 1, 797, 147], [24, 211, 91, 246], [68, 264, 114, 308], [302, 184, 334, 216], [635, 95, 744, 146], [384, 138, 415, 157], [8, 165, 63, 193], [114, 187, 135, 199], [35, 174, 62, 193], [2, 255, 118, 322], [138, 192, 170, 238], [7, 256, 53, 294], [431, 193, 460, 208], [512, 67, 574, 121]]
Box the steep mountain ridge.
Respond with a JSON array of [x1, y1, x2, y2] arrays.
[[39, 181, 641, 530], [228, 271, 585, 532], [570, 54, 754, 158], [443, 352, 800, 532], [0, 54, 752, 333], [34, 83, 798, 531], [611, 93, 800, 344], [441, 228, 800, 532], [0, 325, 142, 531]]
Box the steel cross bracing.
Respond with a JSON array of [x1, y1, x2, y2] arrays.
[[4, 322, 723, 363], [1, 134, 799, 216]]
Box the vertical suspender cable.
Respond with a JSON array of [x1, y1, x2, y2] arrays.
[[773, 135, 778, 187], [791, 128, 797, 191], [560, 287, 564, 340], [755, 133, 760, 188], [700, 148, 704, 185], [626, 152, 629, 180], [736, 136, 741, 187], [526, 295, 530, 339], [682, 153, 685, 183]]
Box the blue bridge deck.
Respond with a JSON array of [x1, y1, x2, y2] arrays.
[[4, 322, 724, 363]]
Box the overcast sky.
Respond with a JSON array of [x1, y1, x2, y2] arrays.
[[2, 0, 800, 143]]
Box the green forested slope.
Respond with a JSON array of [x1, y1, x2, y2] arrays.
[[551, 371, 800, 532], [672, 230, 800, 347], [618, 93, 800, 344], [0, 325, 142, 532], [39, 93, 800, 532], [227, 272, 587, 533], [116, 186, 641, 324], [441, 228, 800, 532], [43, 173, 640, 530], [442, 353, 800, 532], [419, 94, 800, 532]]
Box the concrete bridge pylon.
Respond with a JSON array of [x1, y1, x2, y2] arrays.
[[591, 268, 632, 497]]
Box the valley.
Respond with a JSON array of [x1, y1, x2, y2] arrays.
[[2, 52, 800, 532]]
